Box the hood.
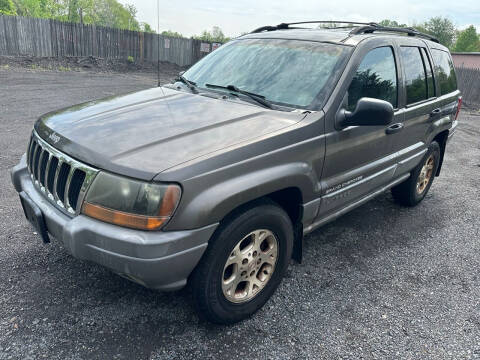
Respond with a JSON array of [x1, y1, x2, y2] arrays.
[[35, 87, 305, 180]]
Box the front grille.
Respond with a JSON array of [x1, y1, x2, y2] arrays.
[[26, 131, 98, 215]]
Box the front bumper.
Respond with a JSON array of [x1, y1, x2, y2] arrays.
[[11, 154, 218, 291]]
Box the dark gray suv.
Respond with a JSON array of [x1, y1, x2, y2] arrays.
[[11, 22, 461, 324]]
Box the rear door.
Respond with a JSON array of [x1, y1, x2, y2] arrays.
[[317, 41, 403, 220], [388, 39, 439, 175], [429, 47, 461, 123]]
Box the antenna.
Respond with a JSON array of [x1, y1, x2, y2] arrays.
[[157, 0, 160, 87]]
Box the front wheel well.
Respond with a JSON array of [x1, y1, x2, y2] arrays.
[[265, 187, 303, 226], [433, 130, 449, 176], [216, 187, 304, 262], [266, 188, 304, 263]]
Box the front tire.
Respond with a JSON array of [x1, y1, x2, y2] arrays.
[[391, 141, 441, 207], [190, 200, 293, 324]]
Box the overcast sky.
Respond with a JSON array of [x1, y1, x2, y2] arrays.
[[120, 0, 480, 37]]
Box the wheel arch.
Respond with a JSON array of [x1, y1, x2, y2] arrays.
[[211, 186, 305, 263], [432, 129, 449, 176]]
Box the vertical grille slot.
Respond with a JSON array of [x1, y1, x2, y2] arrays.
[[32, 145, 42, 181], [27, 138, 34, 171], [39, 151, 49, 187], [28, 142, 36, 174], [68, 169, 86, 211], [47, 156, 59, 194], [56, 163, 71, 203]]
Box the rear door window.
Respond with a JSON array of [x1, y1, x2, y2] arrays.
[[347, 46, 397, 111], [431, 49, 457, 95], [399, 47, 427, 105], [421, 48, 435, 98]]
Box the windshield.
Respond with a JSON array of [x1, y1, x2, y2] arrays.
[[183, 38, 351, 109]]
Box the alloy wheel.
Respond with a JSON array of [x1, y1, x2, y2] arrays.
[[221, 229, 278, 303]]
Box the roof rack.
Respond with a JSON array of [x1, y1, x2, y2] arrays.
[[249, 21, 439, 43], [350, 24, 439, 43], [250, 21, 377, 33]]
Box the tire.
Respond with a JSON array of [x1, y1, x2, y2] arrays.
[[391, 141, 441, 207], [190, 200, 294, 324]]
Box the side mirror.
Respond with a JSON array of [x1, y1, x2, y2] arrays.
[[337, 97, 394, 128]]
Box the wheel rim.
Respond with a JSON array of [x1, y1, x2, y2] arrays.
[[221, 229, 278, 303], [416, 154, 435, 195]]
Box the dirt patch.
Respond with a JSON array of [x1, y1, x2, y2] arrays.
[[0, 55, 185, 75]]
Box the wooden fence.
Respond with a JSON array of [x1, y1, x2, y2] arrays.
[[456, 67, 480, 107], [0, 15, 215, 66]]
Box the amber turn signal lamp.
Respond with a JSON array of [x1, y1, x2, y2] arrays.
[[82, 203, 169, 230]]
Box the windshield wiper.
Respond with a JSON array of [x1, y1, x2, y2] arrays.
[[176, 75, 198, 94], [205, 84, 273, 109]]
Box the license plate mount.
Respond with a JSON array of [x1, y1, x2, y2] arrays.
[[19, 191, 50, 244]]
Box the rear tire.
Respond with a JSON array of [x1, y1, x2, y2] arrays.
[[391, 141, 441, 207], [190, 200, 293, 324]]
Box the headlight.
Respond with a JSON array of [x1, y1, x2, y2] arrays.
[[81, 172, 181, 230]]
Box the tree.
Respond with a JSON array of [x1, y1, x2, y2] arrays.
[[194, 26, 229, 42], [161, 30, 183, 38], [415, 17, 456, 49], [378, 19, 408, 28], [141, 22, 155, 33], [317, 22, 341, 29], [0, 0, 17, 15], [454, 25, 480, 52], [11, 0, 153, 31], [13, 0, 63, 18]]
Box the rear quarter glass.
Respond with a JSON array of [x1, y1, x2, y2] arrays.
[[430, 49, 458, 95]]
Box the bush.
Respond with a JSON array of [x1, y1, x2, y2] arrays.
[[127, 56, 134, 63], [0, 0, 17, 15]]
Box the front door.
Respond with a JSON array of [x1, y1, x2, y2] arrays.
[[318, 43, 403, 220]]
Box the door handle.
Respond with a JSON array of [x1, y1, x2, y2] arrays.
[[385, 123, 404, 135], [430, 108, 441, 118]]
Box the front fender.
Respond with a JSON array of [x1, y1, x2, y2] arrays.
[[165, 162, 317, 230]]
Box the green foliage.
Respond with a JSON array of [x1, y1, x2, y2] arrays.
[[378, 19, 408, 28], [378, 17, 475, 50], [141, 22, 155, 33], [161, 30, 183, 38], [10, 0, 152, 31], [413, 17, 456, 49], [317, 22, 342, 29], [14, 0, 66, 18], [454, 26, 480, 52], [0, 0, 17, 15], [193, 26, 229, 43], [127, 55, 134, 63]]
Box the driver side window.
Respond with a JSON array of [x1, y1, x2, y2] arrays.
[[347, 47, 398, 111]]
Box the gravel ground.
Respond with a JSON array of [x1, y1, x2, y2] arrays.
[[1, 67, 479, 360]]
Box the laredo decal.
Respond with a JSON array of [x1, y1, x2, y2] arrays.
[[325, 176, 363, 195]]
